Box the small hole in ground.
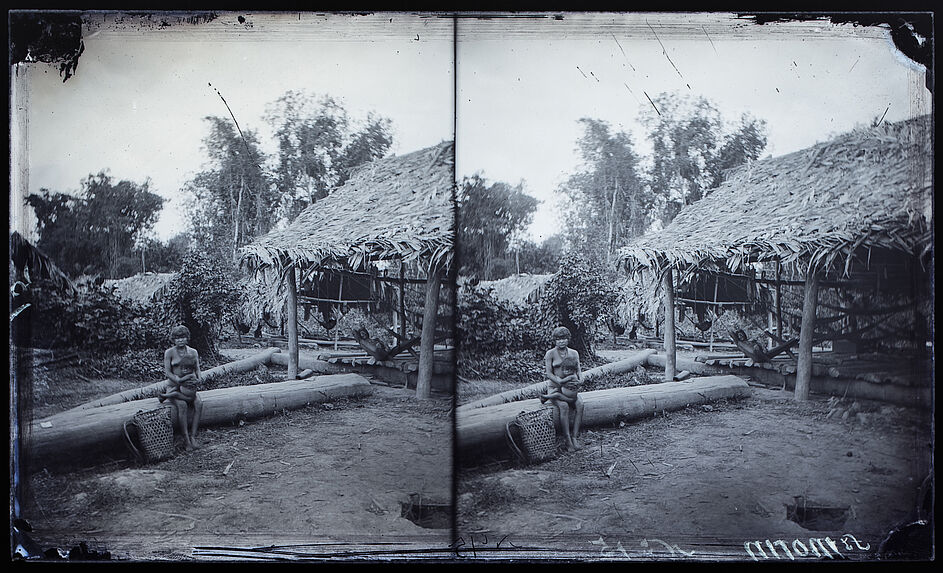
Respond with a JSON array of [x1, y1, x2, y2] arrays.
[[400, 494, 451, 529], [785, 496, 850, 531]]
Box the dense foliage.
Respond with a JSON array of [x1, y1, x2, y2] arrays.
[[536, 253, 620, 358], [456, 282, 539, 354], [26, 171, 165, 279], [559, 118, 651, 263], [27, 279, 165, 353], [154, 250, 244, 363], [457, 174, 539, 280]]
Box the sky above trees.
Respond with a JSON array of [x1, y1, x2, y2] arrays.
[[15, 12, 930, 245]]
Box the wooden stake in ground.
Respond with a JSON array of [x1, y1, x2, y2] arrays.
[[795, 268, 820, 400], [286, 264, 299, 380], [416, 263, 442, 400], [663, 267, 677, 382]]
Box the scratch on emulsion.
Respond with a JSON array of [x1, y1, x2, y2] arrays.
[[611, 33, 636, 71], [646, 19, 686, 86]]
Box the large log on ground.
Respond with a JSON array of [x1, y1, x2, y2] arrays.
[[28, 373, 373, 467], [269, 352, 342, 374], [457, 375, 751, 458], [457, 349, 656, 412], [67, 347, 283, 412], [646, 353, 718, 375]]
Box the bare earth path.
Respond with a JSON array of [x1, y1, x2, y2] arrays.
[[457, 351, 932, 561], [21, 349, 454, 561]]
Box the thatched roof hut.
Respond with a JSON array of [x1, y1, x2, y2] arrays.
[[619, 115, 933, 278], [242, 141, 454, 275], [103, 272, 174, 303], [9, 231, 76, 295], [241, 141, 455, 397], [478, 273, 552, 306], [618, 116, 933, 399]]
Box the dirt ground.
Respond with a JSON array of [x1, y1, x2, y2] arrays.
[[456, 349, 934, 562], [15, 344, 934, 562], [17, 347, 454, 562]]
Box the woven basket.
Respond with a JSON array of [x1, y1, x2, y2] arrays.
[[124, 405, 174, 463], [506, 406, 557, 464]]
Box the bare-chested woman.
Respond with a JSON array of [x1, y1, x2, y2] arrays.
[[540, 326, 585, 451], [159, 325, 204, 450]]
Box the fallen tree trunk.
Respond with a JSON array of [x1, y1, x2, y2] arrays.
[[67, 347, 283, 412], [457, 349, 656, 412], [457, 375, 751, 459], [269, 352, 342, 374], [645, 353, 720, 375], [29, 373, 373, 467]]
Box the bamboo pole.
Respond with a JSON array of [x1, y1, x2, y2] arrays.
[[663, 267, 677, 381], [416, 264, 442, 400], [794, 269, 820, 400], [710, 276, 719, 352], [286, 265, 299, 380], [399, 260, 407, 341], [776, 260, 784, 347]]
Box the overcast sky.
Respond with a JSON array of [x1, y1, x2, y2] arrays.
[[14, 12, 930, 243]]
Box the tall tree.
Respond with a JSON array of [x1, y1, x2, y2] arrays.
[[641, 93, 767, 225], [185, 116, 277, 260], [558, 118, 651, 264], [26, 171, 164, 278], [457, 174, 539, 280], [264, 91, 393, 221]]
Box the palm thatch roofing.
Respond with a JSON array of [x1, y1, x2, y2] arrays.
[[478, 273, 553, 305], [9, 231, 76, 295], [241, 141, 455, 277], [103, 272, 174, 303], [619, 115, 933, 277]]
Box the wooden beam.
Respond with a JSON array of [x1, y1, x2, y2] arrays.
[[457, 350, 656, 411], [416, 264, 442, 399], [663, 268, 677, 381], [286, 265, 299, 379], [794, 270, 820, 400], [457, 375, 751, 456], [28, 374, 374, 467]]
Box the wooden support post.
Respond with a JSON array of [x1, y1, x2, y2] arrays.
[[334, 274, 344, 351], [286, 265, 299, 380], [398, 260, 407, 341], [776, 260, 784, 344], [795, 268, 820, 400], [709, 276, 719, 352], [416, 264, 442, 400], [663, 267, 677, 382]]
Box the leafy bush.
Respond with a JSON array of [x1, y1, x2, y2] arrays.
[[535, 253, 620, 357], [152, 249, 243, 363], [456, 283, 539, 354], [28, 279, 165, 352]]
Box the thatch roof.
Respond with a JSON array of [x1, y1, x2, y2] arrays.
[[478, 273, 553, 305], [241, 141, 454, 276], [103, 272, 174, 303], [619, 115, 933, 276], [9, 231, 77, 295]]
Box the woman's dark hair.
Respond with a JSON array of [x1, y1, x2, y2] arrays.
[[170, 325, 191, 339], [552, 326, 571, 340]]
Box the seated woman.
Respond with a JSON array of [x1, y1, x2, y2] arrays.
[[159, 325, 204, 450], [539, 326, 585, 451]]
